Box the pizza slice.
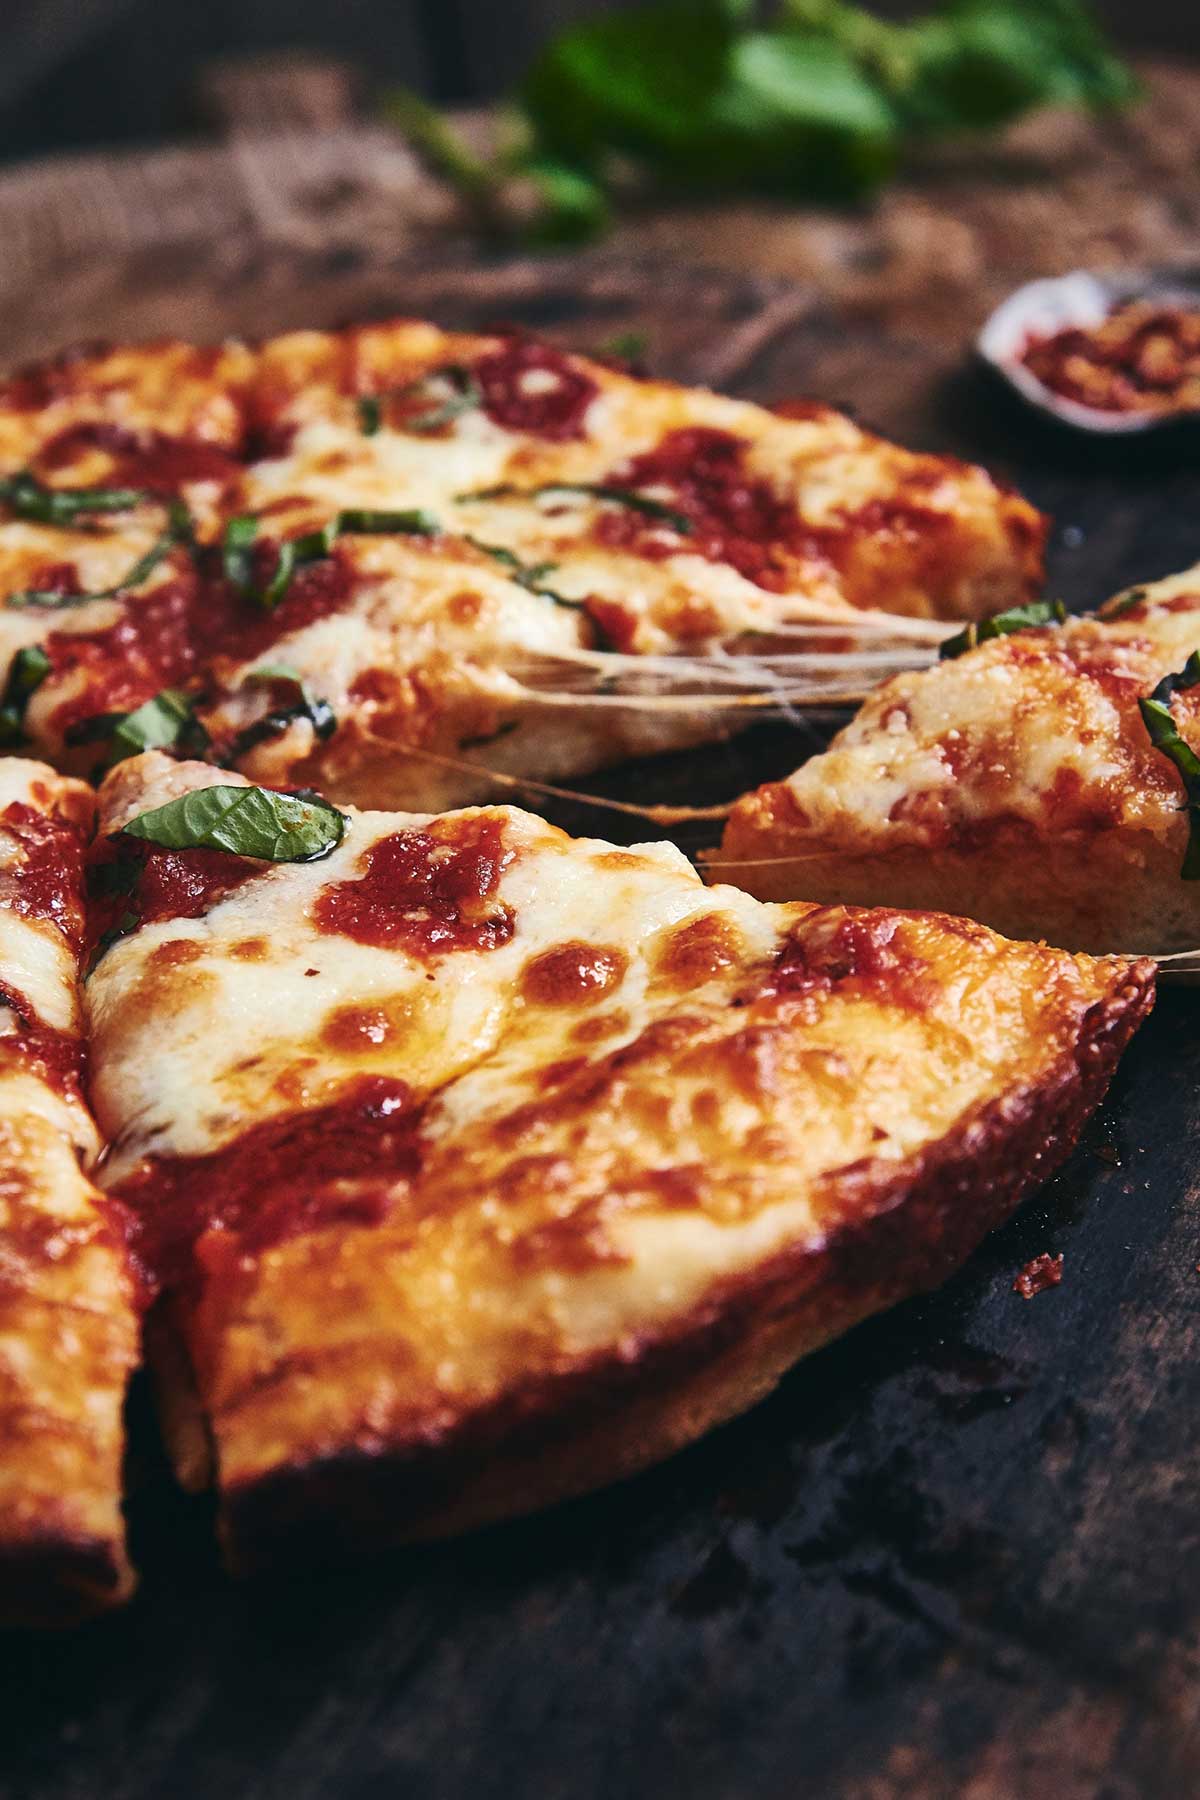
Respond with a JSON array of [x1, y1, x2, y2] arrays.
[[718, 565, 1200, 954], [0, 759, 139, 1624], [0, 319, 1045, 809], [86, 752, 1151, 1572]]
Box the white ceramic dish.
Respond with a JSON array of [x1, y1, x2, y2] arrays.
[[977, 266, 1200, 436]]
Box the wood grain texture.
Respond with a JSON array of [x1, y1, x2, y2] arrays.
[[2, 68, 1200, 1799]]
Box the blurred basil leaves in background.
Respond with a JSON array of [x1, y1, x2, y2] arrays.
[[387, 0, 1136, 243]]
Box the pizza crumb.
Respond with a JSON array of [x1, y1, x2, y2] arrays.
[[1013, 1253, 1063, 1299]]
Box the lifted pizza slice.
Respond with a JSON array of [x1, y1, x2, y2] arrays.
[[86, 753, 1150, 1571], [0, 760, 138, 1624], [718, 566, 1200, 953], [0, 320, 1044, 807]]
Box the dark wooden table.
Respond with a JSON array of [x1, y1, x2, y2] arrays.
[[3, 69, 1200, 1800]]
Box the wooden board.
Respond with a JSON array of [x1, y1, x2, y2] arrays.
[[2, 201, 1200, 1799]]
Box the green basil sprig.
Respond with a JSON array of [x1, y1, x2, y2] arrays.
[[1099, 585, 1148, 621], [939, 598, 1067, 662], [222, 509, 440, 609], [1139, 651, 1200, 879], [461, 481, 692, 534], [120, 783, 346, 863], [6, 497, 194, 612], [67, 688, 211, 768], [222, 665, 337, 764], [0, 646, 50, 747]]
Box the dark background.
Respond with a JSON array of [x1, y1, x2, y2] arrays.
[[1, 0, 1197, 166]]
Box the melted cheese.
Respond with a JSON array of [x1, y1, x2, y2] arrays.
[[91, 754, 1146, 1516]]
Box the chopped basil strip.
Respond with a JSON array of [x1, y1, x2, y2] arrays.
[[461, 481, 692, 535], [225, 510, 440, 609], [108, 689, 209, 765], [466, 537, 563, 595], [939, 598, 1067, 661], [6, 496, 194, 611], [1099, 585, 1148, 621], [223, 666, 337, 764], [359, 367, 481, 437], [0, 471, 148, 525], [0, 645, 50, 747], [120, 783, 345, 862], [1139, 651, 1200, 879]]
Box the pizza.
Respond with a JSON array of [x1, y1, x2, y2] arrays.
[[717, 565, 1200, 954], [0, 322, 1046, 812], [81, 751, 1150, 1574], [0, 759, 138, 1624]]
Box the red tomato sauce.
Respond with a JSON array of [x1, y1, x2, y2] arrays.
[[86, 837, 262, 963], [37, 423, 242, 489], [0, 801, 87, 952], [0, 981, 83, 1101], [314, 817, 515, 957], [110, 1075, 422, 1297], [46, 552, 355, 736], [598, 427, 804, 588], [474, 338, 598, 440]]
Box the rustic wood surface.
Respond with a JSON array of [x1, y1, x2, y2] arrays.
[[2, 61, 1200, 1800]]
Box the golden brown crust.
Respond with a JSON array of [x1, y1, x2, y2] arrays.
[[0, 761, 138, 1624]]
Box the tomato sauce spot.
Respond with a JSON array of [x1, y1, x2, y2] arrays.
[[110, 1075, 422, 1298], [762, 911, 932, 1011], [37, 423, 241, 490], [313, 817, 514, 957], [0, 801, 87, 953], [474, 338, 598, 440], [0, 982, 83, 1102]]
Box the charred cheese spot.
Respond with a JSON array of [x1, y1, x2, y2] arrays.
[[320, 999, 416, 1055], [147, 939, 205, 971], [520, 942, 627, 1008], [652, 912, 740, 991], [229, 937, 271, 962], [571, 1009, 630, 1046]]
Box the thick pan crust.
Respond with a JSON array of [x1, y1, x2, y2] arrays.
[[0, 761, 138, 1625], [90, 756, 1152, 1575], [0, 320, 1044, 810], [718, 566, 1200, 953]]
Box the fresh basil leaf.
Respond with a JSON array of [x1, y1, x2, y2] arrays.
[[901, 0, 1137, 135], [462, 481, 692, 534], [0, 471, 148, 526], [5, 495, 194, 611], [466, 538, 562, 593], [1139, 652, 1200, 879], [0, 645, 50, 747], [524, 156, 612, 246], [108, 689, 209, 765], [119, 784, 346, 863], [593, 330, 648, 364], [405, 367, 483, 434], [357, 396, 383, 436], [223, 666, 337, 764], [939, 598, 1067, 660]]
